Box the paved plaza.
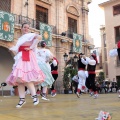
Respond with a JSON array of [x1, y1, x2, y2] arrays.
[[0, 94, 120, 120]]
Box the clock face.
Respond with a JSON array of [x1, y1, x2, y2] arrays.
[[0, 11, 14, 41]]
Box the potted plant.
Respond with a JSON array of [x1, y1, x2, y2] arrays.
[[63, 64, 77, 94]]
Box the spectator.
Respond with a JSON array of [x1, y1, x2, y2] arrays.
[[95, 80, 101, 94], [110, 78, 118, 92], [101, 80, 109, 93], [71, 75, 79, 94], [10, 87, 15, 96]]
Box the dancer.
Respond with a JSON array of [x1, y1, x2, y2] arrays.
[[36, 41, 54, 100], [109, 40, 120, 98], [50, 57, 59, 97], [85, 54, 98, 99], [6, 22, 45, 108], [76, 53, 87, 98], [72, 74, 79, 94]]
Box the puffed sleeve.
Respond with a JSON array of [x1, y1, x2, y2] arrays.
[[88, 59, 96, 65], [46, 49, 53, 62], [30, 35, 42, 49], [52, 59, 57, 67], [81, 58, 87, 65], [109, 48, 118, 57]]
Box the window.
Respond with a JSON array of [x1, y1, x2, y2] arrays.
[[115, 26, 120, 43], [0, 0, 11, 12], [36, 5, 48, 29], [68, 17, 77, 39], [104, 48, 107, 61], [103, 33, 106, 47], [113, 4, 120, 15], [105, 62, 108, 77]]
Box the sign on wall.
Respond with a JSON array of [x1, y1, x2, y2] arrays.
[[40, 22, 52, 46], [73, 33, 83, 53], [0, 11, 14, 41]]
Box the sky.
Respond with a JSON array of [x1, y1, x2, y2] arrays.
[[88, 0, 109, 47]]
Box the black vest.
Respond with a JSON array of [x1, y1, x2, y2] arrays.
[[51, 63, 58, 71], [78, 58, 86, 69], [87, 64, 96, 71]]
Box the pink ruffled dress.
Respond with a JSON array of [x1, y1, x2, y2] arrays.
[[6, 33, 45, 86]]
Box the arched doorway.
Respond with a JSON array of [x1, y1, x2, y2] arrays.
[[0, 46, 14, 91]]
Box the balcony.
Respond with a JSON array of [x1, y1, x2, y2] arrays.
[[14, 14, 56, 34], [66, 30, 73, 39]]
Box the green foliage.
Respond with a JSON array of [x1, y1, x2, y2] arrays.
[[98, 72, 105, 82], [63, 66, 77, 90]]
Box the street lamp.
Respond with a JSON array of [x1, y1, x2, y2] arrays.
[[74, 55, 78, 62], [69, 50, 73, 59], [63, 51, 79, 63], [63, 53, 68, 62]]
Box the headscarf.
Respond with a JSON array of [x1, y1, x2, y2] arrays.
[[91, 54, 98, 64], [53, 57, 59, 64]]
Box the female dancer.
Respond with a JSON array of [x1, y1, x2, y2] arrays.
[[36, 41, 54, 100], [50, 57, 59, 97], [6, 23, 45, 108]]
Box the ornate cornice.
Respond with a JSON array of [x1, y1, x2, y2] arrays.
[[66, 5, 80, 17], [36, 0, 52, 5]]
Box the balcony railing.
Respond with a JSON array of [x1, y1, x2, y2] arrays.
[[14, 14, 57, 34], [66, 30, 73, 39]]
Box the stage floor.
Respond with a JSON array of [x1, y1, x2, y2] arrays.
[[0, 94, 120, 120]]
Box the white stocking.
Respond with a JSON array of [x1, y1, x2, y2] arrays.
[[18, 84, 25, 98], [42, 86, 47, 94], [25, 82, 36, 96]]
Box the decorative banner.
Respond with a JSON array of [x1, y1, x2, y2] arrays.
[[40, 22, 52, 46], [73, 33, 83, 53], [0, 11, 14, 41]]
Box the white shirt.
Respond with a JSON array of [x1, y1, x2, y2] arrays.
[[36, 48, 53, 63]]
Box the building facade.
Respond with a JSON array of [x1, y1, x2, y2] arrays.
[[0, 0, 93, 94], [100, 25, 108, 79], [100, 0, 120, 85]]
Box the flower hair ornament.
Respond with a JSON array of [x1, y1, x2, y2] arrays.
[[95, 111, 112, 120]]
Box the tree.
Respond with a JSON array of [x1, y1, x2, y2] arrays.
[[63, 65, 77, 91]]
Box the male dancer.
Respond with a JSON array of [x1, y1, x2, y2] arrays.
[[76, 53, 87, 98], [50, 57, 58, 97], [109, 40, 120, 98], [85, 54, 98, 99]]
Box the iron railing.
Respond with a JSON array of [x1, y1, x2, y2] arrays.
[[66, 30, 73, 39], [14, 14, 57, 34]]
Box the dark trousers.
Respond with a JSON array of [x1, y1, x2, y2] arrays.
[[71, 81, 78, 94], [85, 74, 96, 92], [110, 86, 118, 92], [51, 74, 58, 90]]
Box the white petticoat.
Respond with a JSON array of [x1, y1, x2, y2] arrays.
[[109, 49, 118, 57]]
